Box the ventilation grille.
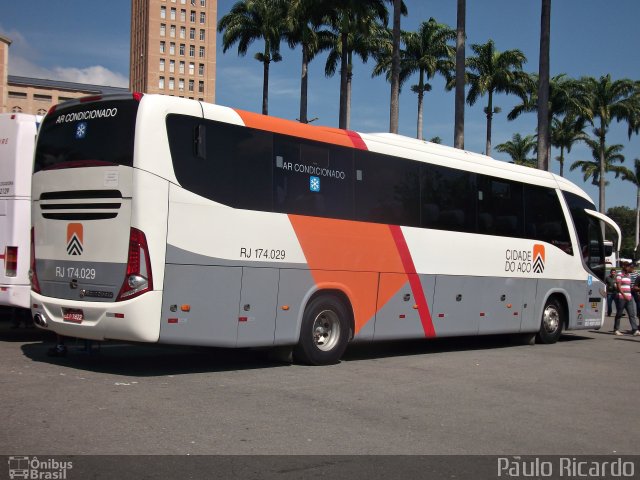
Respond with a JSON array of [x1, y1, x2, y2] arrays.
[[39, 190, 122, 220]]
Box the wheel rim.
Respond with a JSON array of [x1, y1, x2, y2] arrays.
[[312, 309, 341, 352], [542, 304, 561, 334]]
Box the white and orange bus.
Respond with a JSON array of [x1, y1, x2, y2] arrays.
[[1, 113, 41, 313], [30, 93, 620, 364]]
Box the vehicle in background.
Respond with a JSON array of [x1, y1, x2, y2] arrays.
[[0, 113, 41, 322], [30, 94, 620, 364]]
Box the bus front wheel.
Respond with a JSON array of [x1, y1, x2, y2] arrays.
[[536, 297, 564, 344], [294, 295, 350, 365]]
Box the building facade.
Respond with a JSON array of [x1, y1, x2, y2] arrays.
[[0, 35, 11, 113], [130, 0, 217, 102]]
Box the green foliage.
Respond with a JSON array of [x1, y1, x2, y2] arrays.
[[607, 206, 636, 257]]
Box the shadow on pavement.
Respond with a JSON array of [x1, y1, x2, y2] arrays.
[[13, 330, 593, 378]]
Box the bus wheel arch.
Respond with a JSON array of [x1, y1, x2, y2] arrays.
[[293, 289, 353, 365], [536, 293, 567, 344]]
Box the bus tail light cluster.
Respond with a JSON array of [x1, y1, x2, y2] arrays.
[[4, 246, 17, 277], [29, 228, 41, 294], [116, 228, 153, 301]]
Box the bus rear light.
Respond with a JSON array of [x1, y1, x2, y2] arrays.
[[5, 247, 17, 277], [29, 228, 41, 294], [116, 228, 153, 301], [47, 105, 57, 115], [133, 92, 144, 102]]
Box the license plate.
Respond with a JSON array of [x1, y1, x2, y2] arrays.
[[62, 308, 84, 323]]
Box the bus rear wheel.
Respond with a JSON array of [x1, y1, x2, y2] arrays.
[[536, 297, 564, 344], [294, 295, 350, 365]]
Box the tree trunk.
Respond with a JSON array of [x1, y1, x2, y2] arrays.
[[599, 128, 606, 214], [339, 31, 349, 129], [262, 55, 270, 116], [416, 70, 425, 140], [536, 0, 551, 170], [299, 46, 309, 123], [635, 186, 640, 258], [389, 0, 401, 134], [559, 146, 565, 177], [345, 51, 352, 130], [485, 90, 493, 156], [454, 0, 466, 149]]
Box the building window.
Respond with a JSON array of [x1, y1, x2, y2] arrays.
[[170, 25, 176, 37], [200, 12, 206, 24], [180, 26, 186, 39], [180, 9, 186, 21], [159, 76, 165, 89], [179, 79, 185, 91], [169, 42, 175, 54], [199, 29, 205, 41], [190, 10, 196, 22], [191, 0, 196, 5], [189, 79, 194, 91], [160, 41, 166, 53], [169, 60, 175, 73], [200, 0, 206, 6], [37, 108, 47, 115], [179, 43, 185, 55], [160, 59, 165, 71], [169, 77, 175, 90], [179, 61, 185, 74], [160, 6, 166, 18], [189, 62, 195, 75], [11, 106, 23, 113], [198, 81, 204, 93], [199, 46, 205, 58], [198, 63, 204, 76], [34, 94, 52, 101], [8, 91, 27, 99], [189, 28, 195, 40], [170, 7, 176, 20], [189, 45, 195, 57], [160, 23, 166, 36], [181, 0, 186, 4]]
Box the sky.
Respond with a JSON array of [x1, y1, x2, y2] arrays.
[[2, 0, 639, 211]]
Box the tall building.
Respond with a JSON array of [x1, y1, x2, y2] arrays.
[[130, 0, 217, 103], [0, 35, 11, 113]]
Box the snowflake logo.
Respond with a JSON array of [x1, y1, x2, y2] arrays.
[[310, 176, 320, 192], [75, 122, 87, 139]]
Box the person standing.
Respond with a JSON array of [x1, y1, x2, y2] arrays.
[[605, 269, 618, 316], [613, 262, 640, 336]]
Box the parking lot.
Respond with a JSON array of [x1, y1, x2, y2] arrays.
[[0, 309, 638, 456]]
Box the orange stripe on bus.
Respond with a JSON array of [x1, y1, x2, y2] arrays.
[[233, 109, 367, 150], [289, 215, 408, 333]]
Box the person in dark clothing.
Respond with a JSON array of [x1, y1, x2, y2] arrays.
[[605, 269, 618, 316]]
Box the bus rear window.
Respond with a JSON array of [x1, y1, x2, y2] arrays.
[[34, 99, 138, 173]]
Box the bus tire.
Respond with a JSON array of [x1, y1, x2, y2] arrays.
[[294, 295, 350, 365], [536, 297, 564, 344]]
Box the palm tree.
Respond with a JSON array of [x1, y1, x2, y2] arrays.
[[464, 40, 528, 156], [389, 0, 402, 133], [536, 0, 551, 170], [218, 0, 288, 115], [324, 0, 389, 129], [574, 75, 640, 213], [495, 133, 537, 167], [373, 18, 455, 140], [454, 0, 466, 149], [550, 114, 585, 177], [508, 74, 579, 165], [621, 158, 640, 257], [285, 0, 332, 123], [569, 134, 630, 208]]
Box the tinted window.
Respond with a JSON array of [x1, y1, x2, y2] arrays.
[[478, 177, 523, 237], [355, 151, 419, 227], [524, 185, 572, 254], [421, 164, 476, 233], [167, 115, 272, 210], [273, 136, 353, 219], [563, 192, 604, 279], [35, 99, 139, 172]]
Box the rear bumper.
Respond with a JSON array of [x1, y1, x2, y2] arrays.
[[30, 290, 162, 342], [0, 284, 31, 309]]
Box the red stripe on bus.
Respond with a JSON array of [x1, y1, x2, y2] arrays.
[[346, 130, 368, 150], [388, 225, 436, 338]]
